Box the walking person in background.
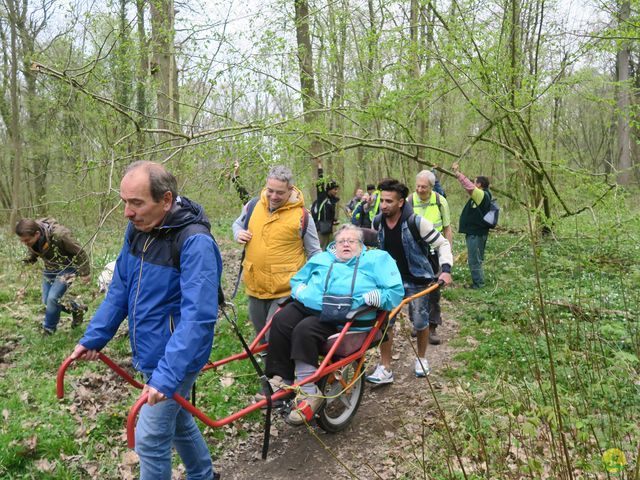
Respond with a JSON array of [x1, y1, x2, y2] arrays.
[[350, 193, 373, 228], [15, 218, 90, 334], [345, 187, 364, 217], [407, 170, 453, 345], [312, 159, 340, 250], [452, 161, 492, 289], [231, 160, 251, 204]]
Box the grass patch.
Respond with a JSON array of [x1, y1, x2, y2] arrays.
[[0, 194, 638, 478]]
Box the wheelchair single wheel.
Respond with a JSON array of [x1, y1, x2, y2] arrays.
[[316, 359, 365, 433]]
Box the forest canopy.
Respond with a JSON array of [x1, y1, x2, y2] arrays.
[[0, 0, 638, 229]]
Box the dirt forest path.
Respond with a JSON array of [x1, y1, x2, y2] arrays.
[[216, 299, 463, 480]]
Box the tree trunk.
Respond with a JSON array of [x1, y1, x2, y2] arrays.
[[12, 0, 48, 212], [136, 0, 149, 145], [6, 0, 22, 225], [150, 0, 179, 133], [616, 0, 633, 185], [294, 0, 324, 184], [409, 0, 426, 161], [116, 0, 132, 132]]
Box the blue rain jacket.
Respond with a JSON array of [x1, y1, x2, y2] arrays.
[[79, 197, 222, 397]]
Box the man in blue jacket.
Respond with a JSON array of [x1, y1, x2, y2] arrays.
[[69, 161, 222, 480]]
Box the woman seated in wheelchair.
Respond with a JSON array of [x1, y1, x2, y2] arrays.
[[262, 223, 404, 425]]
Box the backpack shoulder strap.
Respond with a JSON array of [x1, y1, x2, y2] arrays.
[[434, 192, 444, 217], [407, 213, 421, 244], [300, 207, 309, 238], [170, 224, 211, 270], [243, 197, 260, 230], [171, 224, 226, 307], [372, 213, 382, 231]]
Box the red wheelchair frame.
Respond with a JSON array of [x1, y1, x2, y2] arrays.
[[57, 283, 440, 448]]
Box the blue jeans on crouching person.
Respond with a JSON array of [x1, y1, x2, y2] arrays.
[[42, 269, 76, 332], [135, 370, 215, 480]]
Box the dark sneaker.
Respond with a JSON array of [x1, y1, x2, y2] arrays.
[[71, 303, 88, 328], [42, 326, 55, 335], [429, 327, 441, 345], [71, 310, 84, 328]]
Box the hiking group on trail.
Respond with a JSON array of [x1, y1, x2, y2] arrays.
[[14, 159, 496, 479]]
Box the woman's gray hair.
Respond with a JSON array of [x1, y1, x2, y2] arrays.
[[334, 224, 364, 242], [267, 165, 294, 185], [416, 169, 436, 187]]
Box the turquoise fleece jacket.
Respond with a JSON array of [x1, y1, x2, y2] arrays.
[[290, 242, 404, 323]]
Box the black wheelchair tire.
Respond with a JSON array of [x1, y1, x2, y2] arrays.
[[316, 360, 365, 433]]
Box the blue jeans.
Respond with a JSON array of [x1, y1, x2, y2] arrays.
[[465, 234, 488, 288], [388, 282, 431, 331], [135, 371, 214, 480], [42, 269, 75, 332]]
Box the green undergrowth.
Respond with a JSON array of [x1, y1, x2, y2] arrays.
[[429, 202, 640, 479], [1, 193, 639, 479], [0, 225, 258, 479]]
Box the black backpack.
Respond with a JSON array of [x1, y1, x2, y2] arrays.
[[372, 213, 439, 273], [128, 223, 225, 307], [373, 213, 429, 256]]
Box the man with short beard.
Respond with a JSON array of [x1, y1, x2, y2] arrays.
[[367, 179, 453, 384]]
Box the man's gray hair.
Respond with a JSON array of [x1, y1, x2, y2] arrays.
[[334, 224, 364, 242], [267, 165, 294, 185], [125, 160, 178, 203], [416, 169, 436, 187]]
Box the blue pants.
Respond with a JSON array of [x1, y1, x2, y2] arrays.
[[42, 269, 75, 332], [135, 371, 214, 480], [388, 282, 432, 331], [465, 234, 488, 288]]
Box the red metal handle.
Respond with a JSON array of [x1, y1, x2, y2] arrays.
[[56, 356, 76, 399], [56, 352, 144, 399], [127, 393, 149, 449]]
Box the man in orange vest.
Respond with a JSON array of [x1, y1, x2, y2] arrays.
[[232, 165, 322, 339]]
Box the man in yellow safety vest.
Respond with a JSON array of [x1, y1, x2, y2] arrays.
[[406, 170, 453, 345]]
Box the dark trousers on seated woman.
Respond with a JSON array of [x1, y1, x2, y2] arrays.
[[265, 300, 337, 381]]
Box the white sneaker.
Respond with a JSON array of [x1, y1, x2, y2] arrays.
[[365, 365, 394, 384], [415, 357, 430, 377]]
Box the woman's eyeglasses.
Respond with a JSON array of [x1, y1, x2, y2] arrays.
[[336, 239, 359, 245]]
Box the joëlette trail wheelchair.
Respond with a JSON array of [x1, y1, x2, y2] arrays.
[[57, 283, 440, 453]]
